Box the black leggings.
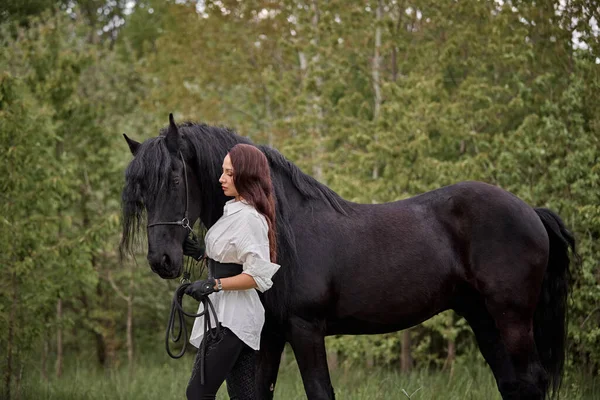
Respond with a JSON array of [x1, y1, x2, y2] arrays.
[[186, 327, 257, 400]]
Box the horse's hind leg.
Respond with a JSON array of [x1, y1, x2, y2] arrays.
[[455, 289, 520, 399], [486, 302, 548, 400], [458, 287, 548, 400]]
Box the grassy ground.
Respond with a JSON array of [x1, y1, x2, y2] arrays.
[[17, 351, 599, 400]]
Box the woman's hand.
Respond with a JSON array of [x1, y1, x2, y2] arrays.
[[182, 236, 205, 260], [184, 278, 218, 300]]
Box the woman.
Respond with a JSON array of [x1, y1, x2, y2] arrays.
[[182, 143, 280, 400]]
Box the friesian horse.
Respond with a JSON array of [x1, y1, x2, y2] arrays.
[[120, 115, 575, 400]]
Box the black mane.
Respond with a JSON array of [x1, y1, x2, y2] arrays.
[[175, 122, 348, 217], [257, 145, 348, 216], [120, 134, 175, 257]]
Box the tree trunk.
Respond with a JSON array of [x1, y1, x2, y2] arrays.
[[80, 290, 109, 367], [95, 330, 108, 366], [107, 268, 134, 370], [55, 298, 63, 378], [308, 0, 325, 184], [391, 0, 406, 82], [443, 338, 456, 379], [391, 46, 398, 82], [15, 363, 23, 400], [401, 330, 413, 372], [41, 333, 49, 381], [126, 267, 134, 371], [327, 351, 338, 371], [262, 83, 274, 147], [79, 174, 110, 368], [54, 136, 65, 379], [372, 0, 383, 120], [4, 271, 18, 400], [372, 0, 383, 180], [96, 281, 116, 368]]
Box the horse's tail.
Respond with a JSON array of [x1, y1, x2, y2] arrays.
[[533, 208, 576, 397]]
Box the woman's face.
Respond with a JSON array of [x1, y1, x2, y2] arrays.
[[219, 154, 239, 198]]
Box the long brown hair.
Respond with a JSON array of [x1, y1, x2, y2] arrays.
[[228, 144, 277, 262]]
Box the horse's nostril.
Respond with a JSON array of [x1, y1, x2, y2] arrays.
[[162, 254, 171, 266]]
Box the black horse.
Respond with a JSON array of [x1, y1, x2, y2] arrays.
[[121, 115, 575, 400]]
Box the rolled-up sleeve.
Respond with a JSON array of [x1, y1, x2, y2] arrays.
[[235, 213, 280, 292], [242, 253, 280, 292]]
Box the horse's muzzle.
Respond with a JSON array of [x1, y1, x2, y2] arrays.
[[147, 252, 182, 279]]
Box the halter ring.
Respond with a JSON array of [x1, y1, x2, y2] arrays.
[[181, 217, 191, 231]]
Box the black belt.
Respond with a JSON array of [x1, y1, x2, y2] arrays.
[[208, 259, 243, 279]]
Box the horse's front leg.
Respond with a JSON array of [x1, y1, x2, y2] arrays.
[[288, 316, 335, 400], [256, 319, 287, 400]]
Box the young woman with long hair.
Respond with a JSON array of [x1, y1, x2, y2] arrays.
[[182, 143, 280, 400]]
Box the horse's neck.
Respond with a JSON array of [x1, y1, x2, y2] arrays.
[[200, 206, 222, 230], [271, 167, 320, 212]]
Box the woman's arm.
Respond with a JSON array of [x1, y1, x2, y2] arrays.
[[215, 274, 258, 291]]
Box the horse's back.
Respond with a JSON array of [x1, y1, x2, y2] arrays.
[[312, 181, 549, 334]]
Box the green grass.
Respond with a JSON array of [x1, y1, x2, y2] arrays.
[[16, 352, 599, 400]]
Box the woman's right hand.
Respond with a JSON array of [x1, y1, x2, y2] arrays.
[[182, 236, 205, 261]]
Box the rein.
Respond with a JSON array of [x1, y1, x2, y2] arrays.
[[147, 151, 218, 385], [165, 256, 220, 385]]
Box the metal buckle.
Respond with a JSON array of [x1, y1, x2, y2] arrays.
[[180, 272, 191, 284]]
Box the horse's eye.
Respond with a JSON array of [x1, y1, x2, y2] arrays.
[[174, 177, 180, 185]]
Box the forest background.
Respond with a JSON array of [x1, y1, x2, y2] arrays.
[[1, 0, 599, 399]]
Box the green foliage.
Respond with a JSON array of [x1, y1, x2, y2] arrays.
[[0, 8, 150, 393], [1, 0, 599, 397]]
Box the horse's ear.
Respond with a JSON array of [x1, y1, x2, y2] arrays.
[[165, 113, 181, 154], [123, 134, 141, 155]]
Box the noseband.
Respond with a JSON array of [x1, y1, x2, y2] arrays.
[[147, 151, 192, 233]]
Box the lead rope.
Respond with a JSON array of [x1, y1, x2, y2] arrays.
[[165, 232, 218, 385]]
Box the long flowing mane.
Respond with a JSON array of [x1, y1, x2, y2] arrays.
[[121, 121, 349, 319], [120, 134, 175, 257], [257, 145, 348, 216], [120, 123, 251, 256]]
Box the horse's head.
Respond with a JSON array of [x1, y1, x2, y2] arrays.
[[120, 114, 202, 279]]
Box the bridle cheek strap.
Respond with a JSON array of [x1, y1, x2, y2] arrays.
[[147, 151, 192, 233]]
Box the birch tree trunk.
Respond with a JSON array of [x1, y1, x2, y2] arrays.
[[310, 0, 325, 183], [372, 0, 383, 180]]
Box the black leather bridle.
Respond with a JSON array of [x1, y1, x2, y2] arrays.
[[147, 151, 193, 234], [146, 151, 219, 385]]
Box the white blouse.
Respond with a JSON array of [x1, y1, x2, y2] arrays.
[[189, 199, 280, 350]]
